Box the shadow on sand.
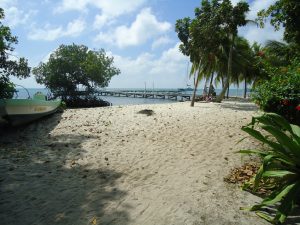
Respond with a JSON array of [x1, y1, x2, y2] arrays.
[[251, 205, 300, 225], [220, 101, 258, 112], [0, 113, 130, 225]]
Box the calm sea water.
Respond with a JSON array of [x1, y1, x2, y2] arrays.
[[14, 88, 251, 106]]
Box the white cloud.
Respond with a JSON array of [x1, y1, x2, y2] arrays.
[[28, 18, 86, 41], [247, 0, 277, 20], [0, 0, 17, 8], [94, 8, 171, 48], [152, 36, 174, 49], [0, 0, 35, 28], [239, 23, 284, 45], [55, 0, 90, 12], [230, 0, 241, 6], [28, 26, 62, 41], [93, 0, 146, 28], [108, 43, 189, 88], [238, 0, 284, 45], [55, 0, 146, 28], [93, 14, 110, 28], [56, 0, 146, 14], [64, 18, 86, 37]]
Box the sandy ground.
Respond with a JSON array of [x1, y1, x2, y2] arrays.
[[0, 101, 270, 225]]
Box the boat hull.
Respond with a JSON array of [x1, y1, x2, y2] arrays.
[[0, 99, 61, 126]]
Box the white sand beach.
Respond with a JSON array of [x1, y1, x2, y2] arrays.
[[0, 101, 269, 225]]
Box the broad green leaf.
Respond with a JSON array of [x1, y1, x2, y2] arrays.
[[256, 114, 281, 129], [290, 124, 300, 145], [291, 124, 300, 138], [239, 114, 300, 224], [264, 113, 292, 133], [262, 170, 296, 177], [273, 181, 300, 224], [261, 125, 300, 160], [257, 183, 295, 207], [254, 154, 275, 188], [255, 212, 274, 223], [242, 126, 291, 157]]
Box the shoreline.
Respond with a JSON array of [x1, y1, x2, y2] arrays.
[[0, 101, 268, 225]]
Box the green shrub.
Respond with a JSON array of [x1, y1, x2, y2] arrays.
[[239, 113, 300, 224], [252, 60, 300, 125]]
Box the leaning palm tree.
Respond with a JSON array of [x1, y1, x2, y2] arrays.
[[264, 40, 300, 67], [232, 37, 254, 98], [189, 50, 218, 106], [213, 36, 252, 99], [216, 1, 251, 102]]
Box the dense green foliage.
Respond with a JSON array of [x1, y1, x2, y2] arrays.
[[253, 0, 300, 125], [239, 113, 300, 224], [257, 0, 300, 44], [252, 61, 300, 125], [0, 8, 30, 99], [263, 41, 300, 67], [33, 44, 120, 104]]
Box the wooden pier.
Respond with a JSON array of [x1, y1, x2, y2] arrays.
[[95, 90, 196, 101]]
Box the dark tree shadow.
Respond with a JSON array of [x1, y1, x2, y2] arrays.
[[0, 113, 130, 225], [220, 102, 258, 112], [250, 205, 300, 225], [242, 186, 300, 225], [285, 206, 300, 225]]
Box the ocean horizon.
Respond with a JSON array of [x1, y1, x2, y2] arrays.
[[14, 87, 252, 106]]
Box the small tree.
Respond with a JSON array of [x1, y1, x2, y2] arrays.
[[33, 44, 120, 102], [0, 8, 30, 99]]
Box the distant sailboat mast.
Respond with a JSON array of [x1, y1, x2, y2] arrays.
[[179, 61, 193, 92], [183, 61, 191, 87], [186, 60, 191, 87]]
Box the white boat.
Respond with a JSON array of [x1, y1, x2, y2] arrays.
[[0, 93, 61, 126]]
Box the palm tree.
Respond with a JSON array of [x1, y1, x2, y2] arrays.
[[216, 0, 250, 102], [264, 40, 300, 67]]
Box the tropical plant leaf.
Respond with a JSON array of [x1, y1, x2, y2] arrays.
[[290, 124, 300, 145], [291, 124, 300, 138], [262, 170, 296, 178], [241, 126, 270, 144], [261, 124, 300, 159], [254, 155, 275, 189], [239, 113, 300, 223], [264, 113, 293, 133], [255, 212, 274, 223], [251, 183, 295, 210], [273, 181, 300, 224]]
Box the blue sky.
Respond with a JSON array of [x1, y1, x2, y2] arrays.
[[1, 0, 283, 89]]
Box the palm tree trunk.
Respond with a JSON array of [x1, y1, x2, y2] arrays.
[[244, 78, 247, 98], [209, 72, 214, 95], [191, 72, 199, 107], [221, 76, 224, 88], [226, 82, 230, 98], [216, 34, 234, 102], [203, 77, 209, 95]]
